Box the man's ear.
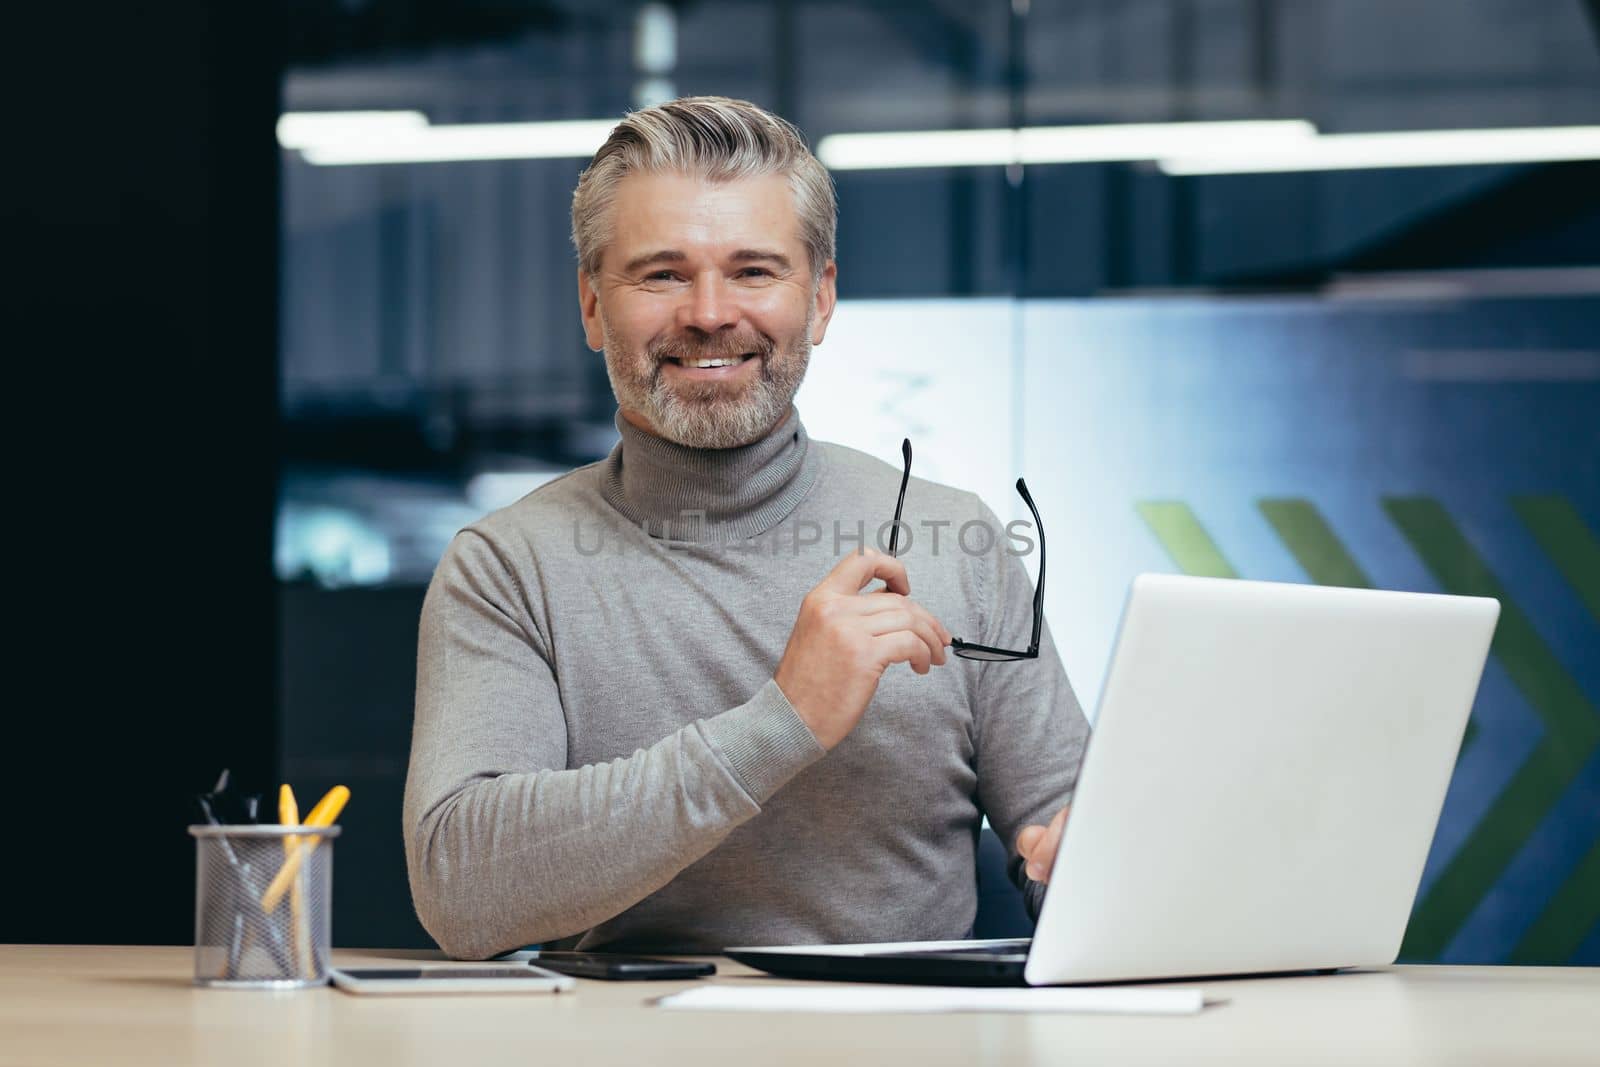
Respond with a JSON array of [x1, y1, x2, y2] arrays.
[[577, 267, 605, 352], [810, 260, 838, 346]]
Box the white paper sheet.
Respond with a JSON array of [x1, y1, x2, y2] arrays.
[[656, 984, 1206, 1015]]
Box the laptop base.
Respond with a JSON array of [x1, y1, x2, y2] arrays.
[[727, 943, 1029, 986]]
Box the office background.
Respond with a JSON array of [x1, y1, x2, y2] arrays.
[[12, 2, 1597, 965]]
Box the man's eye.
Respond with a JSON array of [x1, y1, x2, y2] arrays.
[[644, 271, 680, 282], [737, 267, 773, 278]]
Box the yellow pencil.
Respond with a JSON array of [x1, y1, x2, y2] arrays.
[[261, 785, 349, 913], [278, 785, 314, 979]]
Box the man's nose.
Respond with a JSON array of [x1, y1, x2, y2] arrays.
[[678, 272, 741, 334]]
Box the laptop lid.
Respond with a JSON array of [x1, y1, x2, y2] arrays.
[[1024, 574, 1498, 985]]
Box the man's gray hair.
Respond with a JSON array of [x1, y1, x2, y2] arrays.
[[571, 96, 837, 281]]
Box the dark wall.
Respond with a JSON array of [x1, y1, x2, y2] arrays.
[[6, 3, 281, 943], [280, 584, 433, 948]]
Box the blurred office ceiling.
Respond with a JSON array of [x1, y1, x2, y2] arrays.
[[282, 0, 1600, 123], [275, 1, 1600, 471], [281, 0, 1600, 277], [286, 1, 581, 65]]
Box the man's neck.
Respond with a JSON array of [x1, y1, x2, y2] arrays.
[[618, 406, 656, 437], [601, 405, 818, 542]]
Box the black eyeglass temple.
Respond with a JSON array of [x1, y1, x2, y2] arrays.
[[1014, 476, 1045, 654], [889, 438, 911, 556], [891, 442, 1045, 662]]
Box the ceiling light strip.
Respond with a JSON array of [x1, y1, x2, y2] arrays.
[[1159, 126, 1600, 174], [816, 120, 1317, 170]]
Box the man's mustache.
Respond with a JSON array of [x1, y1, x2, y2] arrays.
[[648, 330, 777, 363]]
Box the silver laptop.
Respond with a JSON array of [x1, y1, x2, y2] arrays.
[[729, 574, 1499, 985]]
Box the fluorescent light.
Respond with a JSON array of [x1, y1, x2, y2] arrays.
[[281, 116, 1600, 174], [300, 119, 617, 166], [818, 127, 1019, 170], [1018, 121, 1317, 164], [815, 120, 1317, 170], [276, 111, 429, 150], [1159, 126, 1600, 174]]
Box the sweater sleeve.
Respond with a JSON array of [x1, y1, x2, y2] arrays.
[[964, 502, 1092, 922], [403, 528, 826, 959]]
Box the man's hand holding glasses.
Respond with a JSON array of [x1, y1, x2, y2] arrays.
[[774, 436, 1069, 878], [773, 547, 951, 750], [890, 438, 1069, 882]]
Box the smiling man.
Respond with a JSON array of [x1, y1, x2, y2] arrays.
[[583, 170, 817, 451], [404, 97, 1089, 959]]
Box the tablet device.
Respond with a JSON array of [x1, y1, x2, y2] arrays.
[[330, 965, 574, 995]]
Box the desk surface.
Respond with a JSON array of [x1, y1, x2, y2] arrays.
[[2, 946, 1597, 1066]]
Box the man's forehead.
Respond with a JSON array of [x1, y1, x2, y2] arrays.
[[605, 171, 804, 263]]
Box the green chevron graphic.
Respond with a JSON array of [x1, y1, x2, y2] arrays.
[[1258, 499, 1374, 588], [1511, 837, 1600, 964], [1138, 495, 1600, 963], [1134, 502, 1237, 578], [1514, 495, 1600, 623], [1383, 497, 1600, 961], [1509, 496, 1600, 962], [1259, 499, 1477, 752]]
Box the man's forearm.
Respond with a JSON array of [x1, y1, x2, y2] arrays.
[[404, 680, 822, 959]]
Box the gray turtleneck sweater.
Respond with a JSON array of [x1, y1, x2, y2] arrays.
[[404, 410, 1090, 959]]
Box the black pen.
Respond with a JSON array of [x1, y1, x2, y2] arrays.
[[196, 771, 294, 979]]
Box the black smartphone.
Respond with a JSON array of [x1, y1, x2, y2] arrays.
[[529, 951, 716, 981]]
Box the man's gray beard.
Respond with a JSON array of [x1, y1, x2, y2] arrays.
[[602, 324, 811, 450]]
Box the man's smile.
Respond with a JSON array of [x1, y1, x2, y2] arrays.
[[661, 352, 760, 379]]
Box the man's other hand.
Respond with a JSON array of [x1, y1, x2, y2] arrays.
[[774, 547, 951, 750], [1015, 804, 1071, 883]]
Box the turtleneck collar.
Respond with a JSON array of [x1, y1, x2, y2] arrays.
[[600, 406, 822, 542]]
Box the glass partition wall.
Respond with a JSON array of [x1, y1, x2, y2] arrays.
[[279, 0, 1600, 960]]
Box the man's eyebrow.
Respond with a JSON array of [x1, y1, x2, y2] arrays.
[[621, 250, 687, 274], [620, 248, 795, 274], [730, 249, 793, 271]]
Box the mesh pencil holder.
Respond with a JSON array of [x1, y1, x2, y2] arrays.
[[189, 824, 340, 989]]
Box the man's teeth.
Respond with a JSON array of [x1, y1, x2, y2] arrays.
[[677, 355, 748, 368]]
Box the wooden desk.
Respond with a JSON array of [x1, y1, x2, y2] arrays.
[[2, 946, 1596, 1066]]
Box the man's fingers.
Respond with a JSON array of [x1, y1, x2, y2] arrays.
[[1017, 805, 1072, 882], [1032, 806, 1072, 881], [862, 609, 948, 665], [856, 590, 910, 613], [1042, 804, 1071, 859], [875, 631, 933, 675], [822, 547, 910, 597], [903, 612, 948, 666], [858, 592, 952, 646], [1015, 824, 1046, 860], [863, 608, 914, 635]]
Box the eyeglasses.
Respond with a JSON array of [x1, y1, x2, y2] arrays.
[[887, 439, 1045, 662]]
